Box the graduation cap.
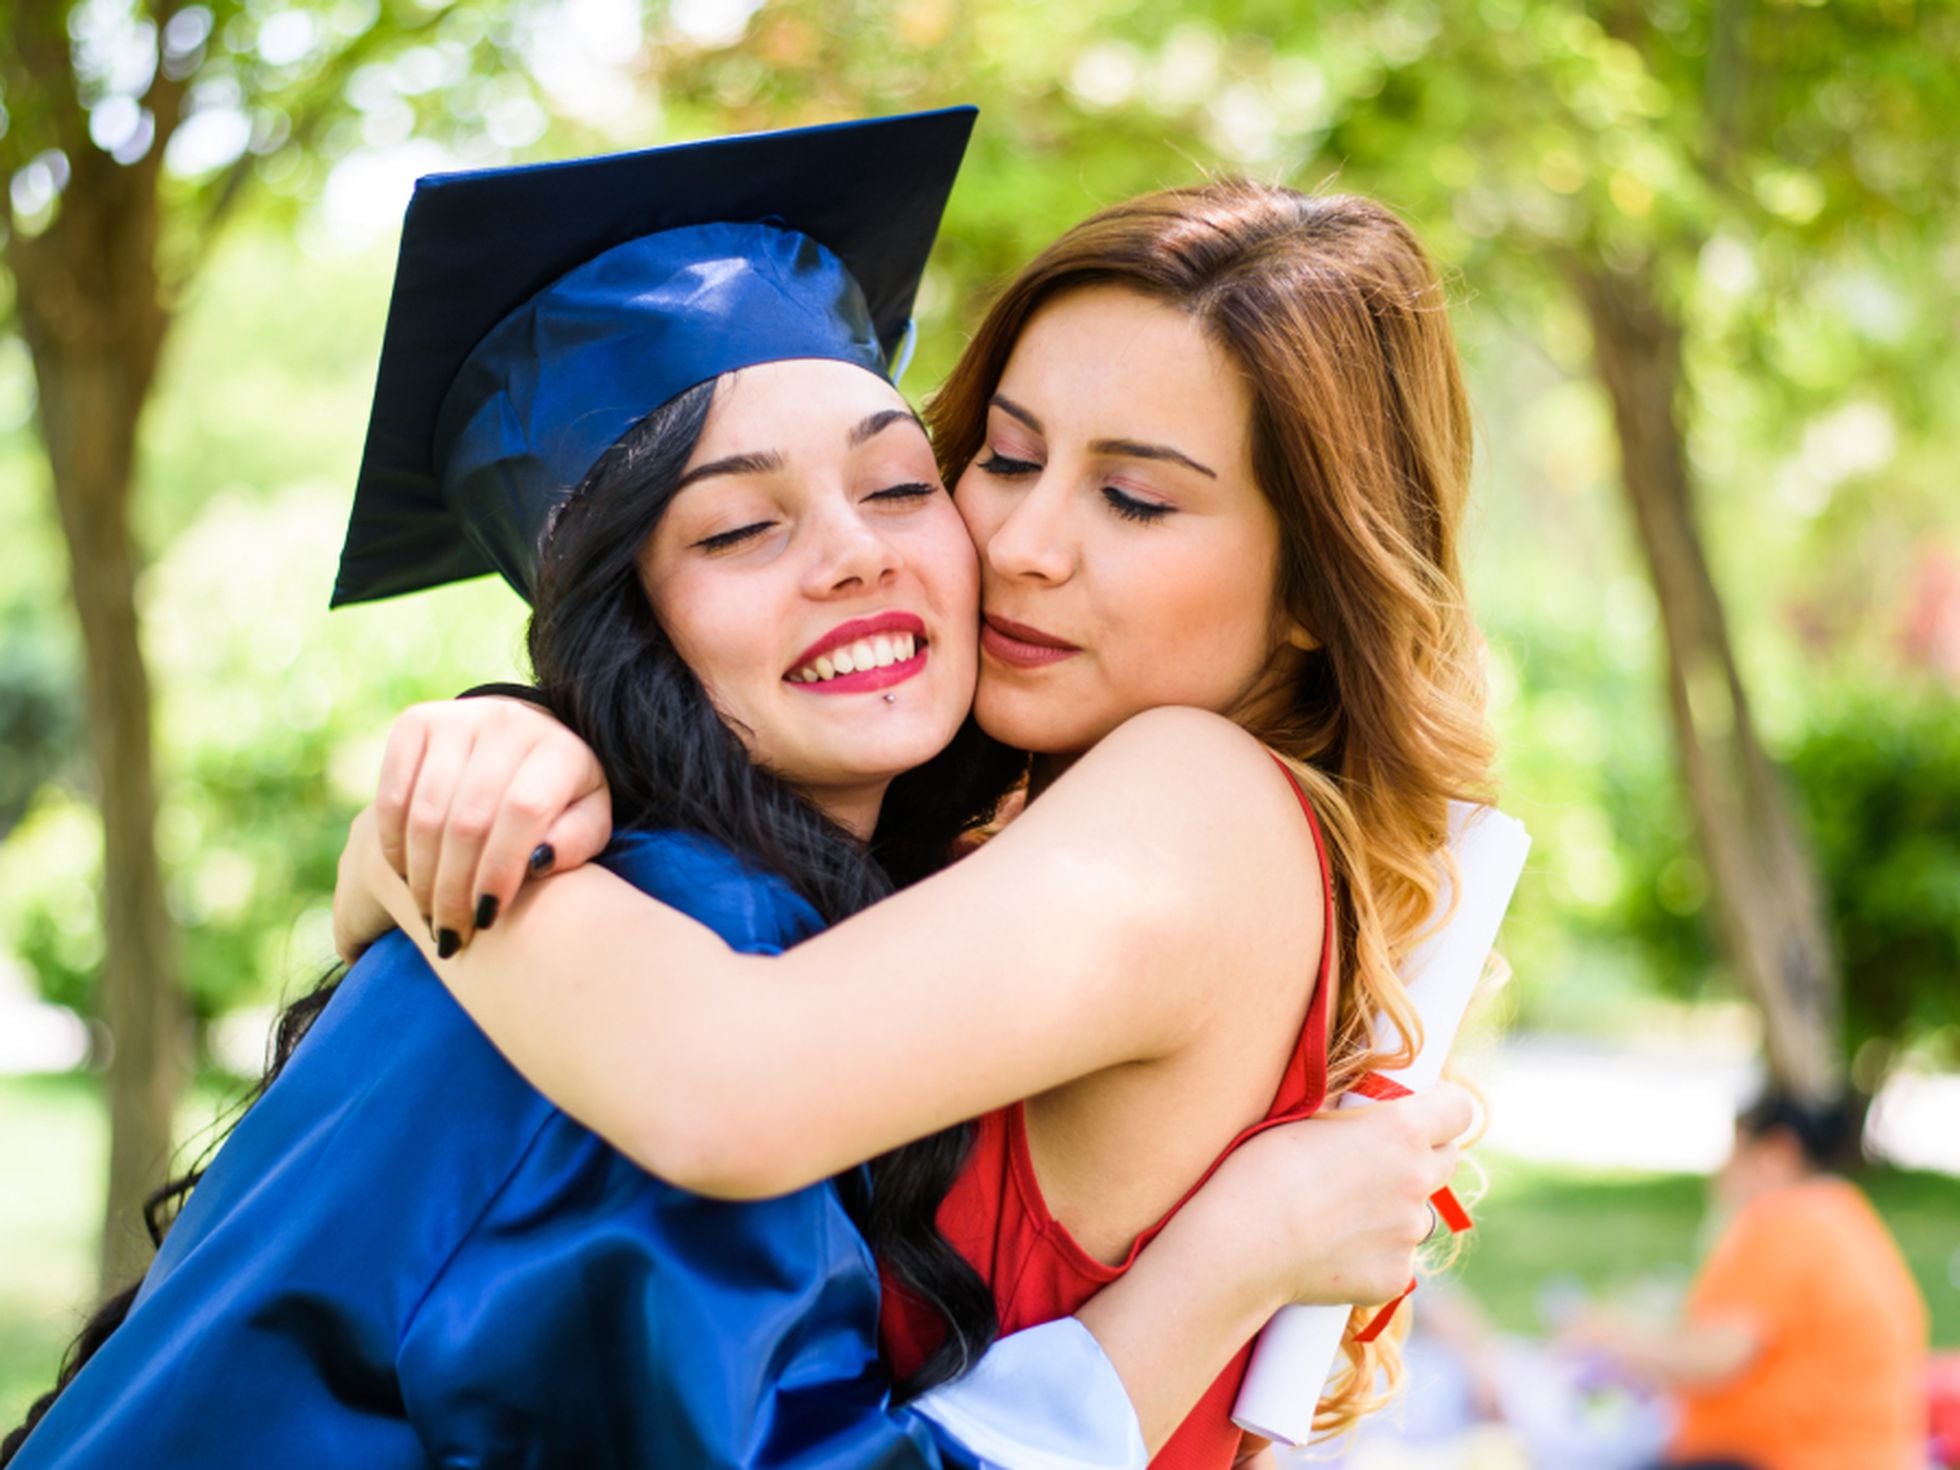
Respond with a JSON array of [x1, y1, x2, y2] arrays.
[[331, 106, 977, 607]]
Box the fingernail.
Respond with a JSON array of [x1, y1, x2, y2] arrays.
[[528, 843, 555, 876], [437, 928, 461, 960], [474, 894, 499, 931]]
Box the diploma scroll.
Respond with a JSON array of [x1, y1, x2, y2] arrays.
[[1230, 801, 1531, 1447]]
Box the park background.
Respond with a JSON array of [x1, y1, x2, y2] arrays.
[[2, 0, 1956, 1460]]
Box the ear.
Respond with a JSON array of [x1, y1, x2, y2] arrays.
[[1284, 622, 1320, 653]]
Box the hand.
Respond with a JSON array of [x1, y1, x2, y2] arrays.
[[333, 806, 399, 965], [372, 697, 612, 951], [1189, 1082, 1474, 1312]]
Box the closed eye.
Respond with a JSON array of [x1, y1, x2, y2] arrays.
[[867, 481, 938, 503], [694, 521, 774, 552], [1103, 485, 1174, 524], [976, 453, 1040, 477]]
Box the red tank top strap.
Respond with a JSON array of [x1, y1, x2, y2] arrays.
[[1265, 751, 1334, 1114]]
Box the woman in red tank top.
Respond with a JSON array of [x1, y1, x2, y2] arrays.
[[339, 180, 1494, 1462], [882, 760, 1340, 1469]]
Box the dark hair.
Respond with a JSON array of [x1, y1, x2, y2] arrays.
[[4, 374, 1016, 1459], [1737, 1088, 1861, 1172], [527, 378, 1020, 1397]]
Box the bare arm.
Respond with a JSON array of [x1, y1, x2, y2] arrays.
[[1079, 1088, 1471, 1451], [345, 706, 1323, 1198], [1567, 1310, 1761, 1389]]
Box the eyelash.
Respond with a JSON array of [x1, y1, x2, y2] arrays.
[[696, 522, 771, 552], [692, 483, 937, 552], [974, 454, 1174, 525], [1103, 486, 1173, 524]]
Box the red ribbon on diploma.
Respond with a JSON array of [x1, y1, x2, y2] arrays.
[[1347, 1070, 1473, 1343]]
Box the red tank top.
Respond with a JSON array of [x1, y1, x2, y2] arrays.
[[880, 757, 1335, 1469]]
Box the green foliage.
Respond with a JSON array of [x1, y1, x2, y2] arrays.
[[0, 0, 1956, 1055], [0, 628, 78, 841], [1791, 686, 1960, 1066]]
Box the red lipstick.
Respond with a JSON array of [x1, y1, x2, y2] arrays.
[[785, 611, 930, 696]]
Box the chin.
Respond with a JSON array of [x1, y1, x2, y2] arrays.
[[973, 687, 1107, 757]]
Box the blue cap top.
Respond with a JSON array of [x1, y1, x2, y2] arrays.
[[331, 106, 976, 607]]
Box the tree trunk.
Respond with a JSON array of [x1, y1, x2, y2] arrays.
[[1574, 260, 1843, 1102], [10, 164, 185, 1291]]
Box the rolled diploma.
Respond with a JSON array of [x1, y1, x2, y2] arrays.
[[1230, 800, 1531, 1446]]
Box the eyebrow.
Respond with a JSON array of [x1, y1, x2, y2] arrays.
[[675, 450, 787, 490], [991, 394, 1217, 479], [675, 410, 927, 491], [850, 408, 926, 447]]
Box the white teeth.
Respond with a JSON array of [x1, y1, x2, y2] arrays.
[[789, 631, 925, 685]]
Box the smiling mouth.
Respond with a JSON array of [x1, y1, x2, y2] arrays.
[[785, 614, 930, 695]]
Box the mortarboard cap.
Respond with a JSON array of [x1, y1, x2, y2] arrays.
[[332, 106, 976, 607]]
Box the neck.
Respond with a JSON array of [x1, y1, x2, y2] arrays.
[[797, 777, 892, 841]]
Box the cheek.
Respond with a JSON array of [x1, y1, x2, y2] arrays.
[[651, 575, 777, 725], [1100, 530, 1282, 699], [953, 467, 1005, 553]]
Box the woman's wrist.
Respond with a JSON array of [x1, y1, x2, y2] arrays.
[[1074, 1186, 1285, 1454]]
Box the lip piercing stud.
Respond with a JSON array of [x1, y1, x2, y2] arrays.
[[882, 693, 897, 704]]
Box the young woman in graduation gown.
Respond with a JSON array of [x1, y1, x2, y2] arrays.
[[4, 114, 1465, 1470], [336, 176, 1495, 1466]]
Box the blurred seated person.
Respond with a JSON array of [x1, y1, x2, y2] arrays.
[[1570, 1088, 1928, 1470]]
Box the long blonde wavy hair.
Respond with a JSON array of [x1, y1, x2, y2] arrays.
[[927, 181, 1496, 1435]]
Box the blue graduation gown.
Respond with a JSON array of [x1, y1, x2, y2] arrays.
[[14, 830, 982, 1469]]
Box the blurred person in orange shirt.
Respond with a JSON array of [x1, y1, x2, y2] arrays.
[[1571, 1089, 1929, 1470]]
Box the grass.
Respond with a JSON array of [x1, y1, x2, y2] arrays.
[[2, 1073, 1955, 1432]]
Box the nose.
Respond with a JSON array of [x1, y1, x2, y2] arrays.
[[803, 498, 900, 598], [980, 472, 1074, 585]]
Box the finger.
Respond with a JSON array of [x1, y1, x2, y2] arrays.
[[466, 741, 599, 936], [403, 723, 475, 930], [538, 786, 613, 873], [1427, 1141, 1462, 1194], [374, 713, 435, 878], [1414, 1081, 1476, 1144], [429, 730, 541, 949]]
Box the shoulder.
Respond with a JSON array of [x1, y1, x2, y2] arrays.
[[1053, 708, 1321, 876], [600, 828, 826, 952], [996, 708, 1325, 959]]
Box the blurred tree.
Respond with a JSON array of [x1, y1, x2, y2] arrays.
[[1301, 0, 1959, 1100], [0, 0, 542, 1289]]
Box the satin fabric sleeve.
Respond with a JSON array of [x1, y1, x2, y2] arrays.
[[395, 1103, 984, 1470]]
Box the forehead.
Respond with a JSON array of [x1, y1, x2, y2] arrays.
[[997, 285, 1254, 458], [692, 358, 913, 458]]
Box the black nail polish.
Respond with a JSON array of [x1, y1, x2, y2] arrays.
[[529, 843, 555, 876], [474, 894, 500, 931], [437, 928, 461, 960]]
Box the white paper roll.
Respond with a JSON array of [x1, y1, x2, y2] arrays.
[[1230, 801, 1530, 1446]]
